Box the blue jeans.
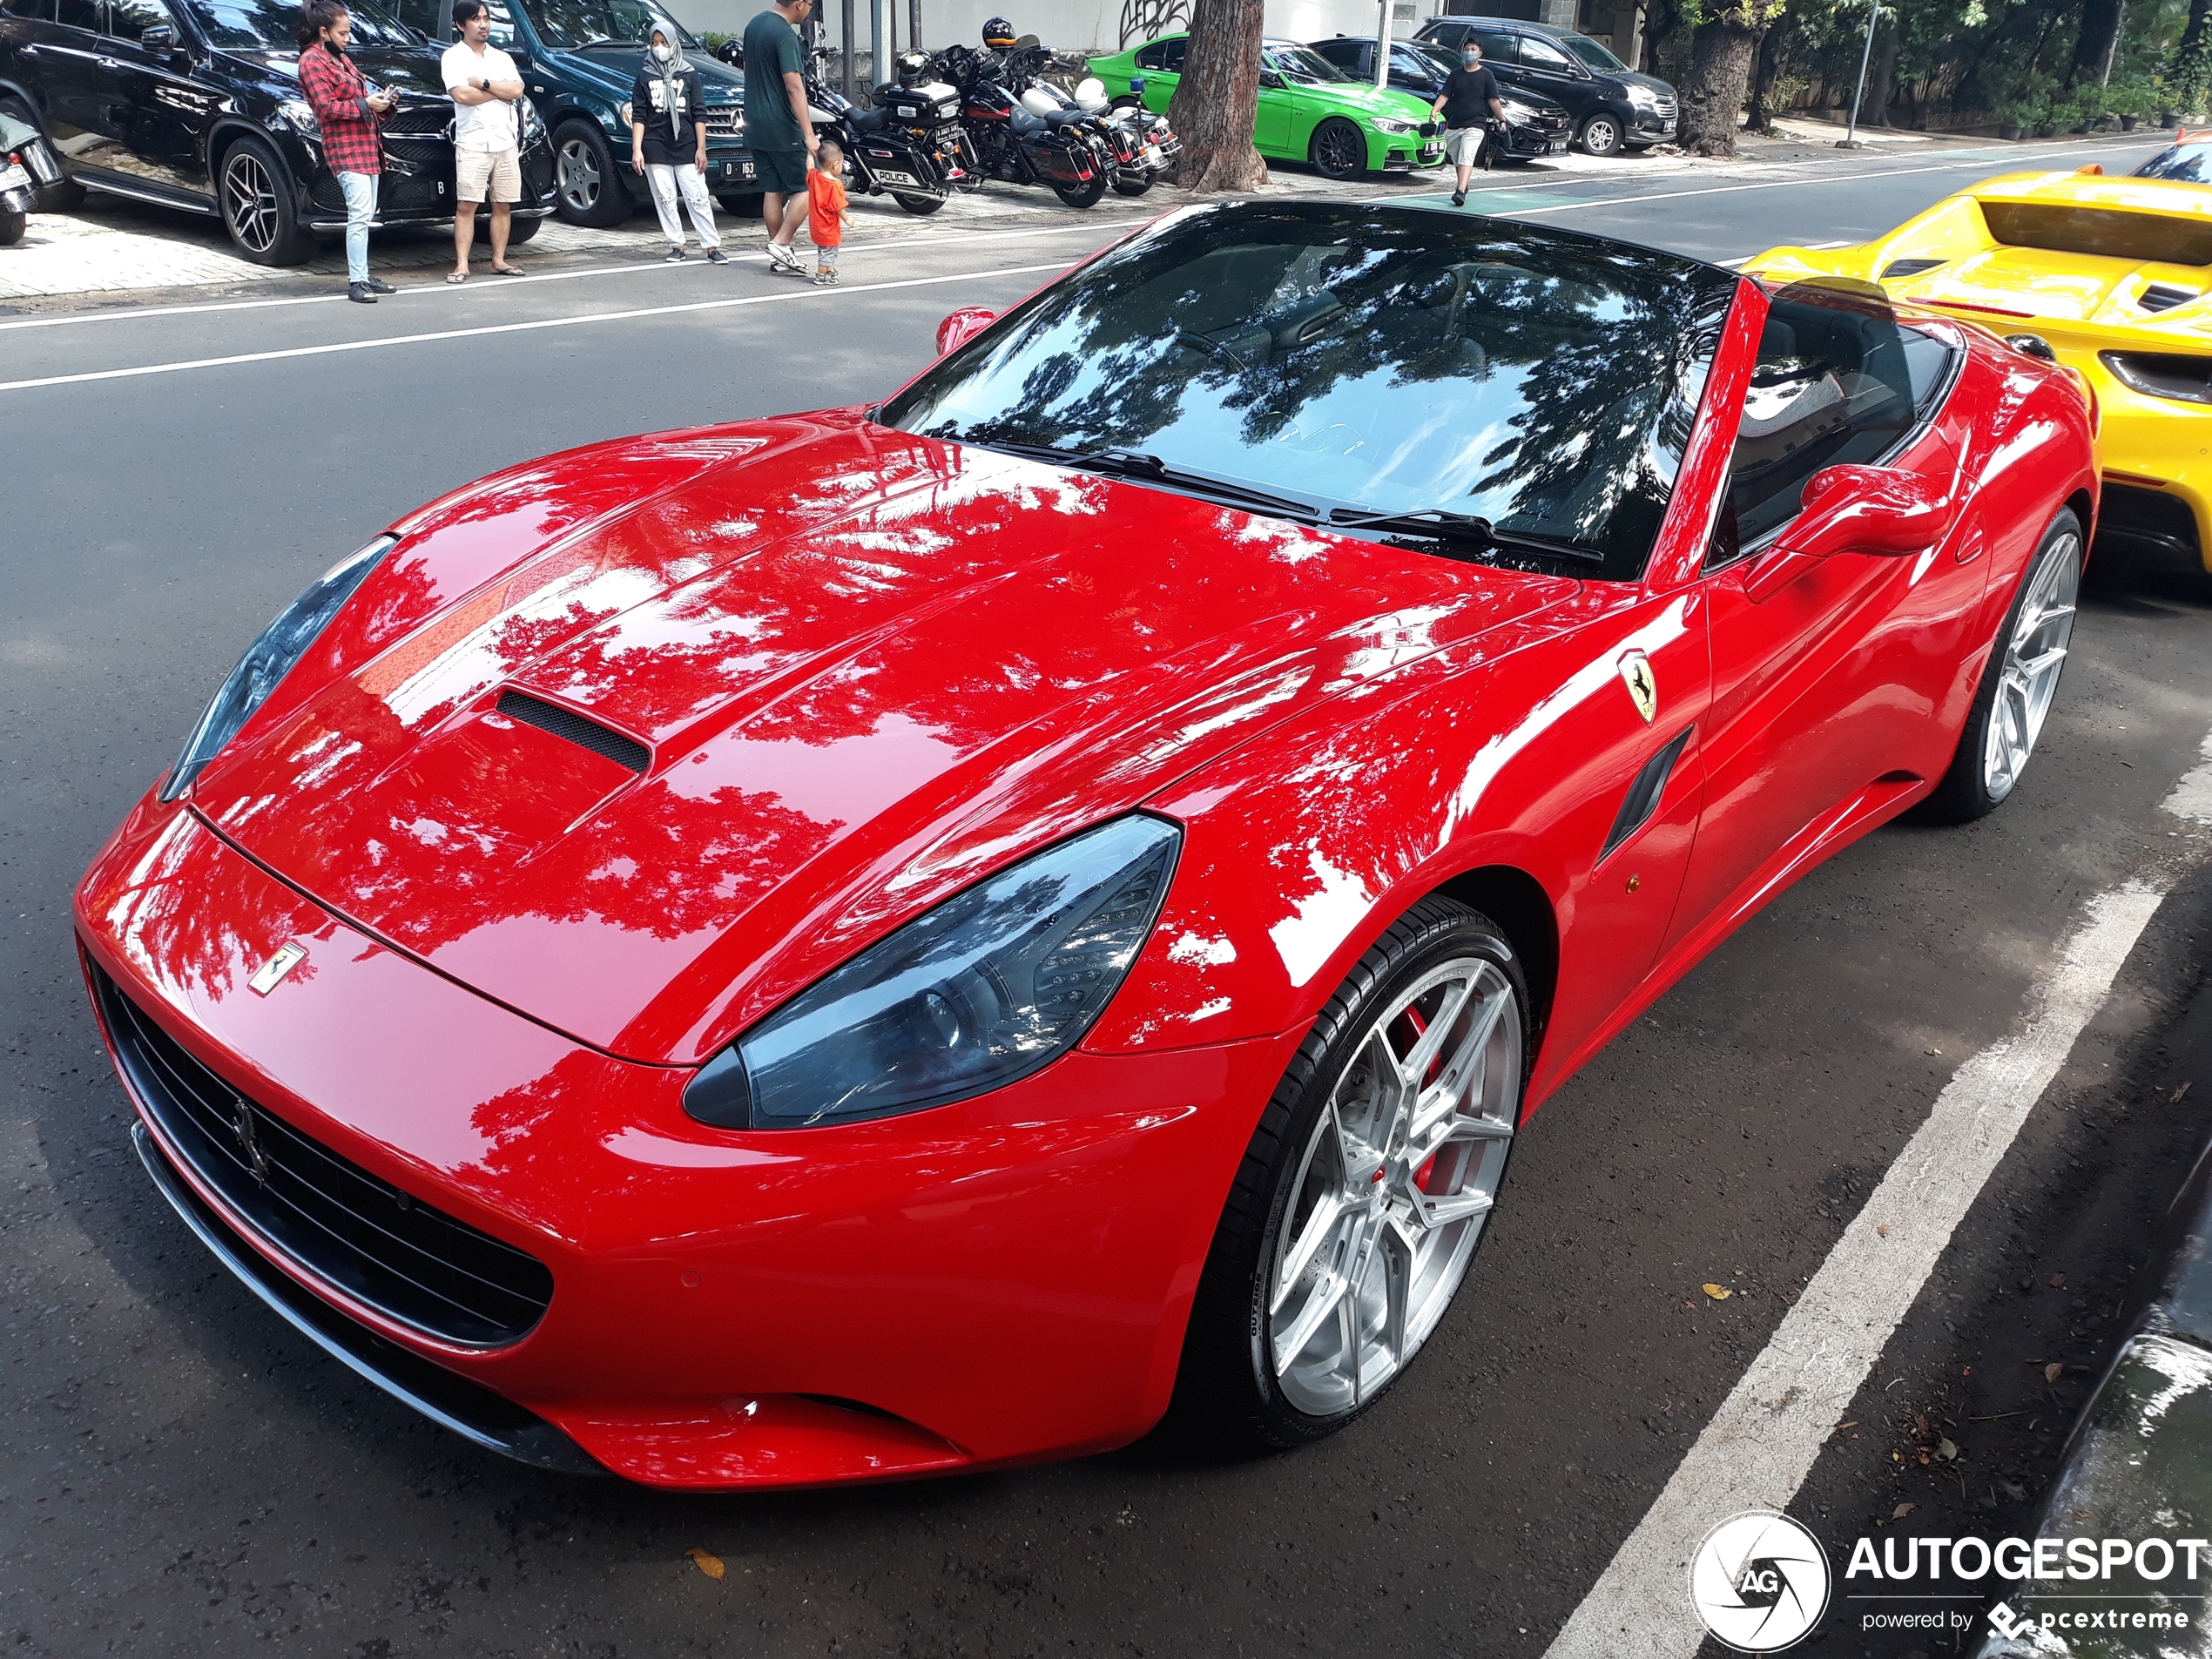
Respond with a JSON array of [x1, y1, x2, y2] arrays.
[[337, 171, 376, 283]]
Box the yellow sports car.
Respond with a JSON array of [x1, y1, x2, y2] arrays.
[[1745, 143, 2212, 573]]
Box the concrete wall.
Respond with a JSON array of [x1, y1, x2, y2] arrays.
[[670, 0, 1418, 60]]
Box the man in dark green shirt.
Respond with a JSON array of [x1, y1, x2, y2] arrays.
[[742, 0, 819, 274]]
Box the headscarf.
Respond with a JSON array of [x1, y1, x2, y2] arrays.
[[644, 25, 690, 144]]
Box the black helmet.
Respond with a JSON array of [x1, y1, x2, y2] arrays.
[[981, 15, 1016, 48], [894, 46, 929, 83]]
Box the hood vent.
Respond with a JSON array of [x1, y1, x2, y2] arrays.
[[496, 691, 651, 773], [1880, 258, 1946, 280], [2141, 282, 2198, 314]]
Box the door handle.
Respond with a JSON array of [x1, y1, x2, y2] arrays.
[[20, 42, 37, 53], [97, 55, 119, 68]]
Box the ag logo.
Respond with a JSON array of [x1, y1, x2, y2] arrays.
[[1688, 1511, 1831, 1652]]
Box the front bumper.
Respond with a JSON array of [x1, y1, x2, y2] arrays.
[[1382, 129, 1447, 171], [77, 798, 1298, 1488], [300, 132, 558, 230]]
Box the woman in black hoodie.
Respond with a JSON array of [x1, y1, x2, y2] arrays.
[[630, 25, 725, 262]]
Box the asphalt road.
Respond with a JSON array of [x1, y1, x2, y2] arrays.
[[5, 133, 2209, 1659]]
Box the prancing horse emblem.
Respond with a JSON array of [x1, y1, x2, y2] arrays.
[[1618, 650, 1658, 725], [248, 942, 307, 996], [231, 1097, 271, 1184]]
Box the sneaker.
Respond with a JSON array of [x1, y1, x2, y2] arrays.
[[813, 267, 838, 285], [364, 277, 395, 294], [347, 280, 376, 303], [663, 246, 688, 262], [1450, 190, 1466, 206], [767, 241, 806, 275], [705, 247, 728, 264]]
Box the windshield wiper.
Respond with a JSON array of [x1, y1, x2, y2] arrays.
[[1325, 508, 1607, 566], [961, 436, 1318, 519]]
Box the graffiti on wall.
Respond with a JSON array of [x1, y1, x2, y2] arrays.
[[1117, 0, 1189, 47]]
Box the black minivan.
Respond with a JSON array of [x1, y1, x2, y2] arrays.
[[1414, 16, 1675, 156]]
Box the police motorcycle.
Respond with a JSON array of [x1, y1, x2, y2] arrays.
[[1000, 39, 1171, 198], [927, 32, 1109, 209], [0, 110, 62, 247], [718, 39, 973, 217], [1069, 71, 1179, 196]]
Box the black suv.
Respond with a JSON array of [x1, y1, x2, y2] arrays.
[[1414, 16, 1675, 156], [1307, 34, 1570, 161], [0, 0, 556, 263]]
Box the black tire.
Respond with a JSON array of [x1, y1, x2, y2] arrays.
[[1914, 507, 2085, 825], [217, 136, 314, 266], [0, 208, 23, 246], [1111, 172, 1155, 196], [1309, 115, 1367, 180], [892, 191, 945, 214], [1577, 110, 1625, 156], [552, 119, 628, 226], [1051, 173, 1108, 208], [1170, 894, 1528, 1451], [473, 210, 542, 242]]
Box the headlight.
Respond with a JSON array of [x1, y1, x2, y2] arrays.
[[520, 98, 546, 142], [617, 99, 633, 126], [278, 98, 320, 138], [1627, 84, 1662, 106], [1498, 98, 1535, 122], [685, 815, 1181, 1130], [159, 535, 396, 802], [2100, 351, 2212, 405], [1372, 117, 1416, 135]]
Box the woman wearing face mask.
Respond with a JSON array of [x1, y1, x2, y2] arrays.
[[1431, 42, 1505, 207], [631, 24, 725, 262]]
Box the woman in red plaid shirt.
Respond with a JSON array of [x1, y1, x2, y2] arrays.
[[297, 0, 398, 302]]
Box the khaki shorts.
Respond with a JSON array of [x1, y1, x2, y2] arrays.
[[1445, 125, 1487, 165], [455, 145, 522, 204]]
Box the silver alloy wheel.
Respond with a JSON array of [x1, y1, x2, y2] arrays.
[[1269, 954, 1519, 1416], [1581, 112, 1622, 154], [1981, 528, 2080, 800], [557, 136, 602, 213], [223, 149, 279, 255]]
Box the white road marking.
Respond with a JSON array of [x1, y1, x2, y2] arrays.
[[1541, 748, 2212, 1659], [0, 260, 1071, 394], [0, 217, 1148, 334]]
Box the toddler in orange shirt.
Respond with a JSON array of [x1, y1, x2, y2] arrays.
[[807, 141, 850, 286]]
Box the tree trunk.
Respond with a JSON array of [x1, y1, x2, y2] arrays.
[[1168, 0, 1267, 194], [1641, 0, 1683, 86], [2173, 0, 2212, 117], [1676, 15, 1761, 156], [1863, 15, 1898, 128], [1745, 16, 1790, 133], [2069, 0, 2121, 89]]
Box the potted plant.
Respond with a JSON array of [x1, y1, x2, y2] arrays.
[[2104, 77, 2150, 131]]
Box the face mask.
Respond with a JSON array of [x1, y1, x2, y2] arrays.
[[1462, 54, 1479, 67], [652, 42, 672, 61]]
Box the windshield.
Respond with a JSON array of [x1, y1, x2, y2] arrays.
[[881, 203, 1737, 580], [1561, 33, 1627, 71], [2134, 143, 2212, 183], [520, 0, 697, 49], [1264, 43, 1348, 83], [188, 0, 416, 47]]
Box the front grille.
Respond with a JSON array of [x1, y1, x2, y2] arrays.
[[383, 105, 454, 138], [702, 105, 744, 138], [92, 964, 554, 1348], [2141, 282, 2197, 314], [1649, 96, 1678, 122]]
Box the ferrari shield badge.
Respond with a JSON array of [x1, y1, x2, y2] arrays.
[[248, 942, 307, 996], [1617, 650, 1658, 725]]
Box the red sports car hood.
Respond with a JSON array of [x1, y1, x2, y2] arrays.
[[196, 418, 1575, 1063]]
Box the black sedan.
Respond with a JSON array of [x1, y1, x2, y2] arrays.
[[0, 0, 556, 264], [1306, 35, 1571, 163]]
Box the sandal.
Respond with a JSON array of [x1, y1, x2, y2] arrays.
[[491, 264, 525, 276], [446, 271, 469, 283]]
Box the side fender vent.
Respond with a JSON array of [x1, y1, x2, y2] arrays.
[[2141, 283, 2197, 314], [1879, 257, 1946, 280], [1602, 725, 1695, 860], [496, 691, 651, 773]]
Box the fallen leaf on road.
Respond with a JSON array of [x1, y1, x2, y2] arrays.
[[2046, 1362, 2065, 1384], [1702, 1284, 1732, 1300], [1937, 1438, 1959, 1462], [1878, 1224, 1892, 1237], [2176, 1082, 2195, 1103], [1892, 1503, 1916, 1521], [686, 1548, 725, 1581], [2049, 1274, 2067, 1290], [1925, 1048, 1941, 1056]]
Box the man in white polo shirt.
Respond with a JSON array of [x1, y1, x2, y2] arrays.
[[442, 0, 527, 280]]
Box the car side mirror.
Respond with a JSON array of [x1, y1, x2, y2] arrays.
[[936, 307, 996, 355], [1785, 464, 1952, 560], [1259, 69, 1284, 89], [140, 22, 173, 49]]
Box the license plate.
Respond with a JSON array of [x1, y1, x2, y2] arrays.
[[1143, 144, 1161, 164], [0, 164, 27, 192], [1547, 140, 1568, 155], [873, 167, 920, 187], [719, 158, 754, 181]]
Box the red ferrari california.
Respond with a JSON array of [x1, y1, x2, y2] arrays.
[[78, 201, 2095, 1488]]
